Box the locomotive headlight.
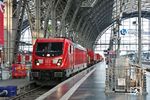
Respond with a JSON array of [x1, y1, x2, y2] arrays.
[[53, 58, 62, 63], [36, 62, 40, 66], [57, 59, 62, 66], [46, 54, 50, 57], [57, 62, 61, 66], [52, 58, 62, 66], [35, 60, 39, 66], [35, 59, 43, 66]]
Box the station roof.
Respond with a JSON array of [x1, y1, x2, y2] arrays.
[[24, 0, 150, 48]]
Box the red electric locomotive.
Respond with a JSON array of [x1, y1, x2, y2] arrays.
[[31, 37, 87, 83]]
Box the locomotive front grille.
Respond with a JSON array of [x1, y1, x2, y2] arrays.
[[54, 72, 63, 77], [32, 72, 40, 77]]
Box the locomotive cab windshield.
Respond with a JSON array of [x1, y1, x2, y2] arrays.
[[35, 42, 63, 57]]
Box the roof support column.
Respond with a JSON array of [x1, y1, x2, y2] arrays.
[[44, 0, 52, 38], [35, 0, 41, 38], [83, 22, 91, 36], [31, 0, 43, 44], [59, 0, 73, 36], [80, 20, 88, 36], [84, 26, 93, 47], [76, 16, 84, 32], [68, 5, 80, 38], [4, 0, 27, 65], [82, 22, 91, 45], [88, 29, 95, 43], [13, 0, 27, 62], [138, 0, 142, 67], [51, 1, 57, 37], [4, 0, 13, 65], [55, 0, 61, 9], [78, 20, 87, 43], [74, 16, 84, 41]]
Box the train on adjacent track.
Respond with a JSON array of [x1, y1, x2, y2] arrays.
[[31, 37, 103, 85]]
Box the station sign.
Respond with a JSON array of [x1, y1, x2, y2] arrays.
[[120, 29, 128, 35]]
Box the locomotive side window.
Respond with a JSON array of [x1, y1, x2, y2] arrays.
[[69, 45, 73, 54], [70, 45, 71, 54], [35, 42, 63, 57]]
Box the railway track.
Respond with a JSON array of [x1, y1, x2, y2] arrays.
[[0, 65, 95, 100], [9, 86, 51, 100]]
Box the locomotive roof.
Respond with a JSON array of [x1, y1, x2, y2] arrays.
[[36, 37, 67, 42], [74, 43, 87, 51]]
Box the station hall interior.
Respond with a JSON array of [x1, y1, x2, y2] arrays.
[[1, 0, 150, 100]]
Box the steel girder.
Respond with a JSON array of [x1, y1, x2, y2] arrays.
[[122, 11, 150, 19], [12, 0, 28, 63], [25, 0, 81, 37], [18, 0, 150, 52], [90, 0, 112, 23], [23, 0, 115, 49], [25, 0, 50, 42], [58, 0, 74, 36], [68, 5, 80, 37], [79, 0, 114, 48], [43, 0, 52, 38], [4, 0, 31, 64]]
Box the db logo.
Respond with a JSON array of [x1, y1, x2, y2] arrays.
[[120, 29, 128, 35]]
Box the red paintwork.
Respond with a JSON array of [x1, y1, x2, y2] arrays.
[[12, 64, 27, 78], [17, 54, 22, 63], [0, 1, 4, 45], [95, 53, 103, 62], [32, 38, 87, 70], [25, 54, 30, 62], [87, 49, 95, 65]]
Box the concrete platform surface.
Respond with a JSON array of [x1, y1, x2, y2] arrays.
[[69, 62, 150, 100], [37, 61, 150, 100], [0, 79, 33, 88]]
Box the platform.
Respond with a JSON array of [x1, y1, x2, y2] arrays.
[[0, 79, 33, 87], [69, 63, 150, 100], [37, 62, 150, 100]]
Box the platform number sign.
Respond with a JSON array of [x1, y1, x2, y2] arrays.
[[120, 29, 128, 35]]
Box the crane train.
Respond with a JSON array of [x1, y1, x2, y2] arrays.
[[31, 37, 103, 85]]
